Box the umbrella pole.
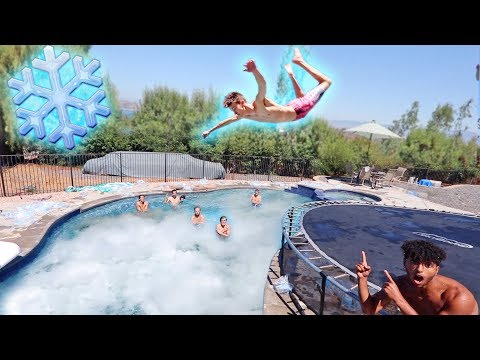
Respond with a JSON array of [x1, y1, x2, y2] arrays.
[[366, 133, 372, 162]]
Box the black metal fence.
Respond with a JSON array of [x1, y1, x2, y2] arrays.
[[0, 153, 314, 197], [342, 165, 480, 187], [404, 167, 480, 185], [1, 152, 478, 197]]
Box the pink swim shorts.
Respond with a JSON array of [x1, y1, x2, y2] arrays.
[[286, 84, 326, 120]]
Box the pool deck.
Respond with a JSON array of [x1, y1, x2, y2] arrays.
[[0, 178, 476, 315]]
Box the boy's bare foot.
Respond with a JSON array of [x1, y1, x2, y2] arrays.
[[284, 63, 293, 75], [292, 47, 304, 65]]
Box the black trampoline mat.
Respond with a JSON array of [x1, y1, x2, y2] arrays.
[[303, 205, 480, 301]]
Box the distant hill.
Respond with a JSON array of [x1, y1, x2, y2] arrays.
[[119, 99, 139, 110], [119, 99, 139, 118], [121, 109, 136, 118], [327, 119, 362, 129], [329, 120, 479, 144]]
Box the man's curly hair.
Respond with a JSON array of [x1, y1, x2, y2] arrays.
[[223, 92, 245, 108], [401, 240, 446, 266]]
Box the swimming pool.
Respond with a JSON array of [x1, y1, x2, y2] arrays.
[[314, 189, 381, 202], [286, 185, 381, 202], [0, 188, 309, 315]]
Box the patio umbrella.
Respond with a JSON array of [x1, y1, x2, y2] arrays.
[[344, 120, 402, 160]]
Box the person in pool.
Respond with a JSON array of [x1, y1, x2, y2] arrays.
[[191, 206, 205, 225], [165, 189, 181, 207], [202, 47, 332, 138], [356, 239, 479, 315], [250, 188, 262, 206], [216, 216, 231, 238], [135, 195, 149, 212]]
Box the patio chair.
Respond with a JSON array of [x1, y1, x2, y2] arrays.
[[391, 167, 407, 184], [356, 166, 372, 186], [345, 163, 358, 184], [372, 168, 396, 188]]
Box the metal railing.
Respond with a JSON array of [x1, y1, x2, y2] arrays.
[[0, 153, 315, 197], [2, 152, 478, 197]]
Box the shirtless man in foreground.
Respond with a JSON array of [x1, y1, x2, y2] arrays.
[[356, 240, 478, 315]]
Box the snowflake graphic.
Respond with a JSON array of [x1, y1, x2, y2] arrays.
[[7, 45, 111, 150]]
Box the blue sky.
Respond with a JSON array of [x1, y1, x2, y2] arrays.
[[91, 45, 479, 132]]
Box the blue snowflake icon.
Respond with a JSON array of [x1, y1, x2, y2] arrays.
[[7, 45, 111, 150]]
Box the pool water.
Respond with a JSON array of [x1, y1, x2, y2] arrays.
[[285, 185, 381, 203], [314, 189, 381, 202], [0, 188, 309, 315]]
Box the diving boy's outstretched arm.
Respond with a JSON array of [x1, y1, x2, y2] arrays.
[[244, 59, 266, 104], [202, 115, 240, 138]]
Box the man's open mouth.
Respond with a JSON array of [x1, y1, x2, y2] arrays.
[[413, 274, 424, 285]]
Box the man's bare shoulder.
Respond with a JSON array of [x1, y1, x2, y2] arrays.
[[440, 275, 475, 299], [436, 275, 479, 314]]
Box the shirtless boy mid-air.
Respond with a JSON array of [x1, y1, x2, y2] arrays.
[[202, 48, 332, 138]]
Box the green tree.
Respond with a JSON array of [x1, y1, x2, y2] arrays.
[[85, 86, 219, 154], [214, 125, 278, 156], [427, 103, 454, 132], [80, 119, 132, 154], [316, 133, 362, 175], [399, 128, 476, 169], [1, 45, 43, 154], [381, 101, 420, 163], [452, 98, 473, 138], [389, 101, 419, 137]]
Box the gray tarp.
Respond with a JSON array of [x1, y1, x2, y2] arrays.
[[82, 152, 226, 179]]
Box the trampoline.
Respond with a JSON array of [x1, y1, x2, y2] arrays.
[[280, 201, 480, 315]]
